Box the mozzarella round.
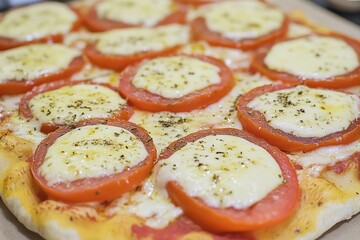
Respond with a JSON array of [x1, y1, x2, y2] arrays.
[[194, 0, 284, 41], [39, 124, 148, 185], [96, 0, 175, 27], [156, 134, 283, 209], [96, 24, 190, 55], [248, 86, 360, 138], [29, 84, 126, 125], [0, 44, 81, 82], [0, 2, 77, 41], [132, 56, 221, 99], [264, 36, 359, 79]]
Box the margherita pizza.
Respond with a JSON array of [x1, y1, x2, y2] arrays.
[[0, 0, 359, 240]]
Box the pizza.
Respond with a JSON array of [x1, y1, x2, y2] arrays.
[[0, 0, 359, 239]]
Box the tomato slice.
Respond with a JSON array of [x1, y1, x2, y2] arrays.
[[81, 3, 187, 32], [158, 128, 300, 232], [236, 84, 360, 152], [19, 80, 133, 134], [0, 7, 81, 51], [84, 44, 180, 71], [250, 34, 360, 88], [0, 56, 85, 96], [190, 6, 289, 51], [30, 118, 157, 203], [118, 54, 234, 112]]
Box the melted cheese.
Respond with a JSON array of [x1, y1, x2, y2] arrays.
[[0, 44, 80, 82], [71, 64, 120, 87], [39, 125, 147, 185], [0, 2, 77, 41], [96, 0, 174, 27], [96, 24, 190, 55], [287, 23, 313, 38], [130, 72, 271, 152], [132, 56, 221, 99], [248, 86, 360, 138], [264, 36, 359, 79], [288, 139, 360, 168], [194, 0, 284, 40], [156, 135, 283, 209], [107, 176, 182, 228], [29, 84, 126, 125], [3, 113, 45, 145], [180, 41, 251, 70]]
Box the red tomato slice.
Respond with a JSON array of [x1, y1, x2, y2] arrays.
[[84, 44, 180, 71], [19, 80, 133, 134], [191, 6, 289, 51], [158, 128, 300, 232], [81, 3, 187, 32], [236, 84, 360, 152], [0, 56, 85, 96], [30, 118, 157, 203], [118, 54, 234, 112], [0, 7, 81, 51], [250, 34, 360, 88]]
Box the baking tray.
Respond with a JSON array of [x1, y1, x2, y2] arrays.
[[0, 0, 359, 239]]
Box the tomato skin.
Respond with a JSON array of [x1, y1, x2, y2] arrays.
[[191, 14, 289, 51], [250, 34, 360, 88], [30, 119, 157, 203], [0, 56, 85, 95], [82, 3, 187, 32], [119, 54, 234, 112], [158, 128, 300, 232], [236, 84, 360, 152], [19, 80, 133, 134], [84, 44, 181, 71], [0, 6, 81, 51]]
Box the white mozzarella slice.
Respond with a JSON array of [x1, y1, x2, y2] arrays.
[[264, 36, 359, 79], [156, 134, 283, 209], [29, 84, 126, 125], [287, 22, 313, 38], [39, 125, 148, 185], [193, 0, 284, 41], [132, 56, 221, 99], [96, 24, 190, 55], [248, 86, 360, 138], [130, 72, 272, 152], [96, 0, 175, 27], [0, 44, 81, 82], [0, 2, 77, 41], [107, 176, 182, 228], [180, 41, 251, 70]]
